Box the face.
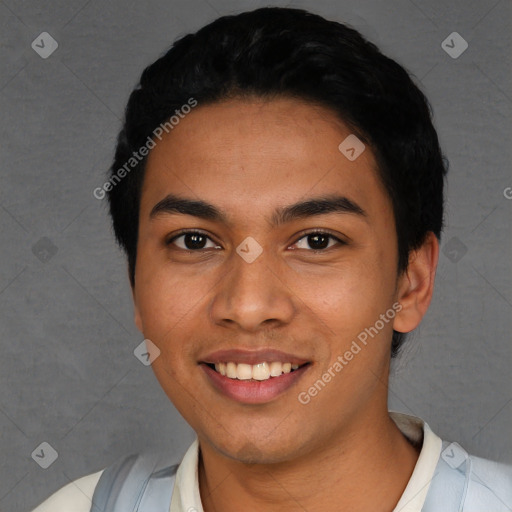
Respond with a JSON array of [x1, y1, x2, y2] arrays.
[[133, 97, 407, 464]]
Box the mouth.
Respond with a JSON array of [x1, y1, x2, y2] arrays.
[[199, 354, 312, 404], [204, 361, 309, 381]]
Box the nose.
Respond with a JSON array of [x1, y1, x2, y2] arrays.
[[209, 247, 296, 333]]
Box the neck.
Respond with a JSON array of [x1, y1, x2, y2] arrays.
[[198, 410, 420, 512]]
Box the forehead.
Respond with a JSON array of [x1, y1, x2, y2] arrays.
[[140, 97, 390, 222]]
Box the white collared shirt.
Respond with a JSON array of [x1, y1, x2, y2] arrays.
[[170, 412, 442, 512], [31, 412, 442, 512]]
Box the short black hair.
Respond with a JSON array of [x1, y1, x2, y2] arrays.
[[106, 7, 448, 357]]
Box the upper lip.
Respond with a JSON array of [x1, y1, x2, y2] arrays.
[[200, 348, 310, 366]]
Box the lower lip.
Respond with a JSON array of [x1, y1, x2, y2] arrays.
[[200, 363, 310, 404]]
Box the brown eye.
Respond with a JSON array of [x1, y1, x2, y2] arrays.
[[168, 231, 221, 251], [292, 231, 345, 251]]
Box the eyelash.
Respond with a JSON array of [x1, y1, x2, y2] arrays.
[[166, 229, 346, 252]]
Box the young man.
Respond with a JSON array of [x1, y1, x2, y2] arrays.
[[33, 7, 512, 512]]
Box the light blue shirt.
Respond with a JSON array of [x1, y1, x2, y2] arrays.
[[32, 412, 512, 511]]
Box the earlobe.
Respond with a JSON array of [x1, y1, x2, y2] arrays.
[[393, 232, 439, 334]]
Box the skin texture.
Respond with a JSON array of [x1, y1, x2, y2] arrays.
[[132, 97, 439, 511]]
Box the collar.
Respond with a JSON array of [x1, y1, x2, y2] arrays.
[[389, 412, 442, 511]]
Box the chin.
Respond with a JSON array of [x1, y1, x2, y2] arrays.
[[210, 434, 307, 466]]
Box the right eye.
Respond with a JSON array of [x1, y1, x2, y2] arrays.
[[166, 230, 222, 251]]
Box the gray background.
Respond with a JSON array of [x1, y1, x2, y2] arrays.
[[0, 0, 511, 510]]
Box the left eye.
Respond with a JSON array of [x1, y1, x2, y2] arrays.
[[292, 232, 343, 251]]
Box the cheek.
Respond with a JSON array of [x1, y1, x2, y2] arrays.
[[289, 256, 396, 367], [134, 253, 207, 345], [291, 259, 385, 325]]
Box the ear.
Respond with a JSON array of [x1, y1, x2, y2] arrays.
[[393, 232, 439, 333], [129, 266, 143, 333]]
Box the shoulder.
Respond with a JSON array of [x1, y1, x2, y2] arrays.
[[465, 454, 512, 508], [424, 441, 512, 511], [31, 470, 104, 512], [30, 449, 183, 512]]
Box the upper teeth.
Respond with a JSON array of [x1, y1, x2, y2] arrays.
[[214, 362, 300, 381]]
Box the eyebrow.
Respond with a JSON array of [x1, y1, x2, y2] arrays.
[[149, 193, 366, 226]]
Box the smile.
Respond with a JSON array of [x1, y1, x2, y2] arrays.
[[211, 361, 302, 381], [201, 361, 311, 404]]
